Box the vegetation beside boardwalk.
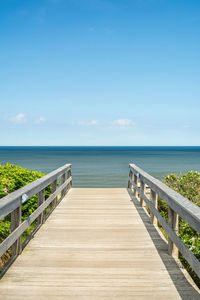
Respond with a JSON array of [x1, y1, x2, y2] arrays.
[[162, 172, 200, 287], [0, 163, 200, 286], [0, 163, 48, 267]]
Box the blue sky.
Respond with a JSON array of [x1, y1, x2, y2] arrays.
[[0, 0, 200, 146]]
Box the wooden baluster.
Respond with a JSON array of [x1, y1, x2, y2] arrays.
[[37, 189, 45, 225], [168, 207, 179, 257], [150, 189, 158, 226], [67, 169, 72, 189], [128, 170, 133, 189], [140, 180, 146, 207], [61, 173, 66, 198], [11, 206, 22, 256], [52, 179, 57, 208], [133, 174, 138, 197]]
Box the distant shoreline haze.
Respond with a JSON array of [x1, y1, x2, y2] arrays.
[[0, 146, 200, 187]]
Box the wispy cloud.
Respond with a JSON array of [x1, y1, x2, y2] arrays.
[[35, 116, 46, 124], [111, 118, 134, 128], [79, 120, 99, 126], [9, 113, 27, 124]]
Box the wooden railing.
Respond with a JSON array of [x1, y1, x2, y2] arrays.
[[0, 164, 72, 262], [128, 163, 200, 278]]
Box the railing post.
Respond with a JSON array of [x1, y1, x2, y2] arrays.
[[128, 170, 133, 189], [150, 189, 158, 226], [52, 179, 57, 208], [67, 168, 72, 189], [133, 174, 138, 197], [11, 206, 22, 256], [37, 189, 45, 224], [168, 207, 179, 257], [61, 173, 66, 197], [140, 180, 146, 207]]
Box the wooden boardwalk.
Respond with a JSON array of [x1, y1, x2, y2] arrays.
[[0, 188, 199, 299]]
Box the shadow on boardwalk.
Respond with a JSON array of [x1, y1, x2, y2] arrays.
[[127, 188, 200, 300]]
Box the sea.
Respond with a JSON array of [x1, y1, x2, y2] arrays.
[[0, 146, 200, 187]]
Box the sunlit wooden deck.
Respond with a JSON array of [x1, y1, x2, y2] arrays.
[[0, 188, 199, 299]]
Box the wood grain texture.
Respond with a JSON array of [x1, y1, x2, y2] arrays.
[[150, 189, 158, 226], [168, 207, 179, 258], [37, 189, 45, 225], [11, 206, 22, 256], [0, 188, 199, 299], [51, 179, 57, 208]]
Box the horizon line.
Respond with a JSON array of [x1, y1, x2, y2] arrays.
[[0, 145, 200, 147]]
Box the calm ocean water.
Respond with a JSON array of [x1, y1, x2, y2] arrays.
[[0, 146, 200, 187]]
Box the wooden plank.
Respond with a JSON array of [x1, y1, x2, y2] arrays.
[[133, 174, 138, 197], [0, 188, 199, 299], [67, 169, 72, 189], [11, 206, 22, 256], [61, 173, 66, 198], [140, 180, 146, 207], [168, 207, 179, 257], [51, 180, 57, 208], [0, 164, 71, 220], [128, 170, 133, 189], [150, 189, 158, 226], [37, 189, 45, 225]]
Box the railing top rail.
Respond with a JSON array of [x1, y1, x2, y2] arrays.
[[129, 163, 200, 233], [0, 164, 71, 220]]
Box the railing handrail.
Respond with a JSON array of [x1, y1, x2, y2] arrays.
[[128, 163, 200, 279], [129, 163, 200, 234], [0, 163, 72, 264], [0, 164, 71, 220]]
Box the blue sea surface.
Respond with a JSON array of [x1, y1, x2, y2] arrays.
[[0, 146, 200, 187]]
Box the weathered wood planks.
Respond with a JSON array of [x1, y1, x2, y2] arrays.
[[0, 188, 199, 299]]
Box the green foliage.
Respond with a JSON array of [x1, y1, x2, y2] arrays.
[[165, 172, 200, 206], [164, 171, 200, 286], [0, 163, 46, 243], [0, 163, 44, 197], [0, 220, 10, 240]]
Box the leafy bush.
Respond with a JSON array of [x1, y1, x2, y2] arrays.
[[165, 172, 200, 206], [0, 163, 46, 243], [164, 172, 200, 286], [0, 163, 45, 197]]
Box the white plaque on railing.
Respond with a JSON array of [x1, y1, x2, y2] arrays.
[[22, 194, 29, 203]]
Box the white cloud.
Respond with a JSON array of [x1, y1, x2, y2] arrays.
[[111, 119, 134, 128], [35, 117, 46, 124], [9, 113, 27, 124], [79, 120, 99, 127]]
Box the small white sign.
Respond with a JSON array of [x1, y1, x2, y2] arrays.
[[22, 194, 29, 203]]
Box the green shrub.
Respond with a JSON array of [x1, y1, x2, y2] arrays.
[[0, 163, 47, 243], [165, 172, 200, 206], [164, 171, 200, 286]]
